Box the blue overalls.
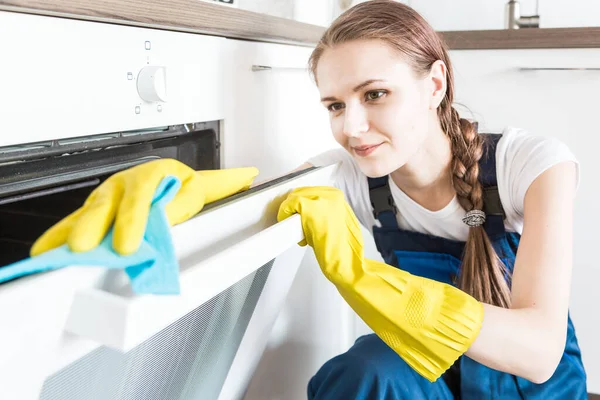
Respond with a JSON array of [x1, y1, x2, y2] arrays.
[[307, 134, 587, 399]]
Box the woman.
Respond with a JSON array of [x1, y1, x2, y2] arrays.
[[31, 1, 586, 398]]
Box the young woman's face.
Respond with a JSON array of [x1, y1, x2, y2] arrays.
[[316, 39, 443, 177]]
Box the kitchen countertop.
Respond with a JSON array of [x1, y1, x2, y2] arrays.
[[2, 0, 600, 49]]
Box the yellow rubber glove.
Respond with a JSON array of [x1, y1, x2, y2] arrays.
[[277, 186, 484, 382], [31, 159, 259, 256]]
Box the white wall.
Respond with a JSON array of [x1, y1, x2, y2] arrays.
[[276, 0, 600, 31], [217, 0, 600, 30], [235, 0, 295, 19], [407, 0, 600, 31], [232, 0, 337, 27]]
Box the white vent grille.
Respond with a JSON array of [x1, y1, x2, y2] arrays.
[[40, 261, 274, 400]]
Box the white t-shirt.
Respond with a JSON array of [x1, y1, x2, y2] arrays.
[[307, 127, 580, 241]]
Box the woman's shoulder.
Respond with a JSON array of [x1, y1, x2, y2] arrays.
[[494, 126, 579, 180], [306, 148, 375, 227], [493, 126, 580, 227], [495, 126, 575, 154]]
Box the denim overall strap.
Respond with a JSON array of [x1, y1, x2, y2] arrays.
[[479, 134, 508, 239], [368, 176, 398, 229], [368, 133, 506, 238]]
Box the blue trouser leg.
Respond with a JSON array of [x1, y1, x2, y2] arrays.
[[307, 334, 455, 400]]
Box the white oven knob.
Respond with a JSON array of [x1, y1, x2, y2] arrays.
[[136, 66, 167, 102]]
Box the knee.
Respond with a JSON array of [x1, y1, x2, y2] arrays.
[[317, 346, 388, 382], [308, 352, 384, 399], [308, 335, 415, 399]]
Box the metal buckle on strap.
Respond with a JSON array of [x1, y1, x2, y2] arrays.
[[370, 184, 397, 219]]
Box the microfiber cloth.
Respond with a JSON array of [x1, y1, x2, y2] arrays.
[[0, 176, 182, 295]]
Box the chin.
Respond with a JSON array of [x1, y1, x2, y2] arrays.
[[355, 157, 403, 178], [344, 143, 407, 178]]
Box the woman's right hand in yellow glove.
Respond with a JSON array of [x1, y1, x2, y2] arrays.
[[277, 186, 484, 382], [31, 159, 258, 256]]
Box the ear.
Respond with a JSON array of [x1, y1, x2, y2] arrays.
[[428, 60, 447, 109]]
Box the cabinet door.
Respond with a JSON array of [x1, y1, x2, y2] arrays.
[[450, 48, 600, 393], [223, 39, 357, 400], [222, 39, 338, 180]]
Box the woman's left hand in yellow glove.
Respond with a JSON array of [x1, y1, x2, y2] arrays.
[[31, 159, 258, 256], [277, 186, 484, 382]]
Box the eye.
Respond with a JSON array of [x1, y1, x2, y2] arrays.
[[365, 90, 387, 101], [327, 103, 345, 112]]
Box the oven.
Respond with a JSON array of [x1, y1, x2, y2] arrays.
[[0, 10, 338, 400]]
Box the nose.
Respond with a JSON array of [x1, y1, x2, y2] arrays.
[[342, 105, 369, 138]]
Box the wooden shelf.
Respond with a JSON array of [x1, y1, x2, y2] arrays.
[[0, 0, 325, 46], [441, 27, 600, 50], [3, 0, 600, 49]]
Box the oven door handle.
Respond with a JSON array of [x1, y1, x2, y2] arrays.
[[63, 213, 305, 352], [61, 164, 338, 352]]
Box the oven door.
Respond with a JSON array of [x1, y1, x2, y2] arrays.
[[0, 164, 338, 400]]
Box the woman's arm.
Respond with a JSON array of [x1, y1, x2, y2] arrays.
[[465, 160, 578, 383]]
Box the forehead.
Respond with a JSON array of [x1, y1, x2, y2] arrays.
[[315, 39, 414, 95]]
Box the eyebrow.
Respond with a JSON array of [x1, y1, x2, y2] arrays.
[[320, 79, 387, 102]]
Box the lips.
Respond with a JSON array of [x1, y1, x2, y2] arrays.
[[352, 143, 382, 157]]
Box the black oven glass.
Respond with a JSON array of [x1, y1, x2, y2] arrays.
[[0, 127, 219, 269]]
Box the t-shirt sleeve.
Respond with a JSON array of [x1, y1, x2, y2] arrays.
[[496, 127, 580, 220]]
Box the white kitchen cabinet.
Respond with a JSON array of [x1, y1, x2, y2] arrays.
[[222, 39, 356, 400], [222, 39, 338, 181], [450, 47, 600, 393]]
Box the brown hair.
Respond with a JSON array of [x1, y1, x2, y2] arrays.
[[309, 0, 511, 308]]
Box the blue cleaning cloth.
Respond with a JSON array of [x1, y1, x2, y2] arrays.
[[0, 176, 182, 295]]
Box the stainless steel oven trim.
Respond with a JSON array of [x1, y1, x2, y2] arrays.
[[0, 121, 220, 164]]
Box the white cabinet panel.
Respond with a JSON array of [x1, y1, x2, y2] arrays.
[[223, 39, 353, 400], [451, 48, 600, 392], [222, 39, 338, 181]]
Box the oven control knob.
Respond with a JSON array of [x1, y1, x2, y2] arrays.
[[136, 66, 167, 102]]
